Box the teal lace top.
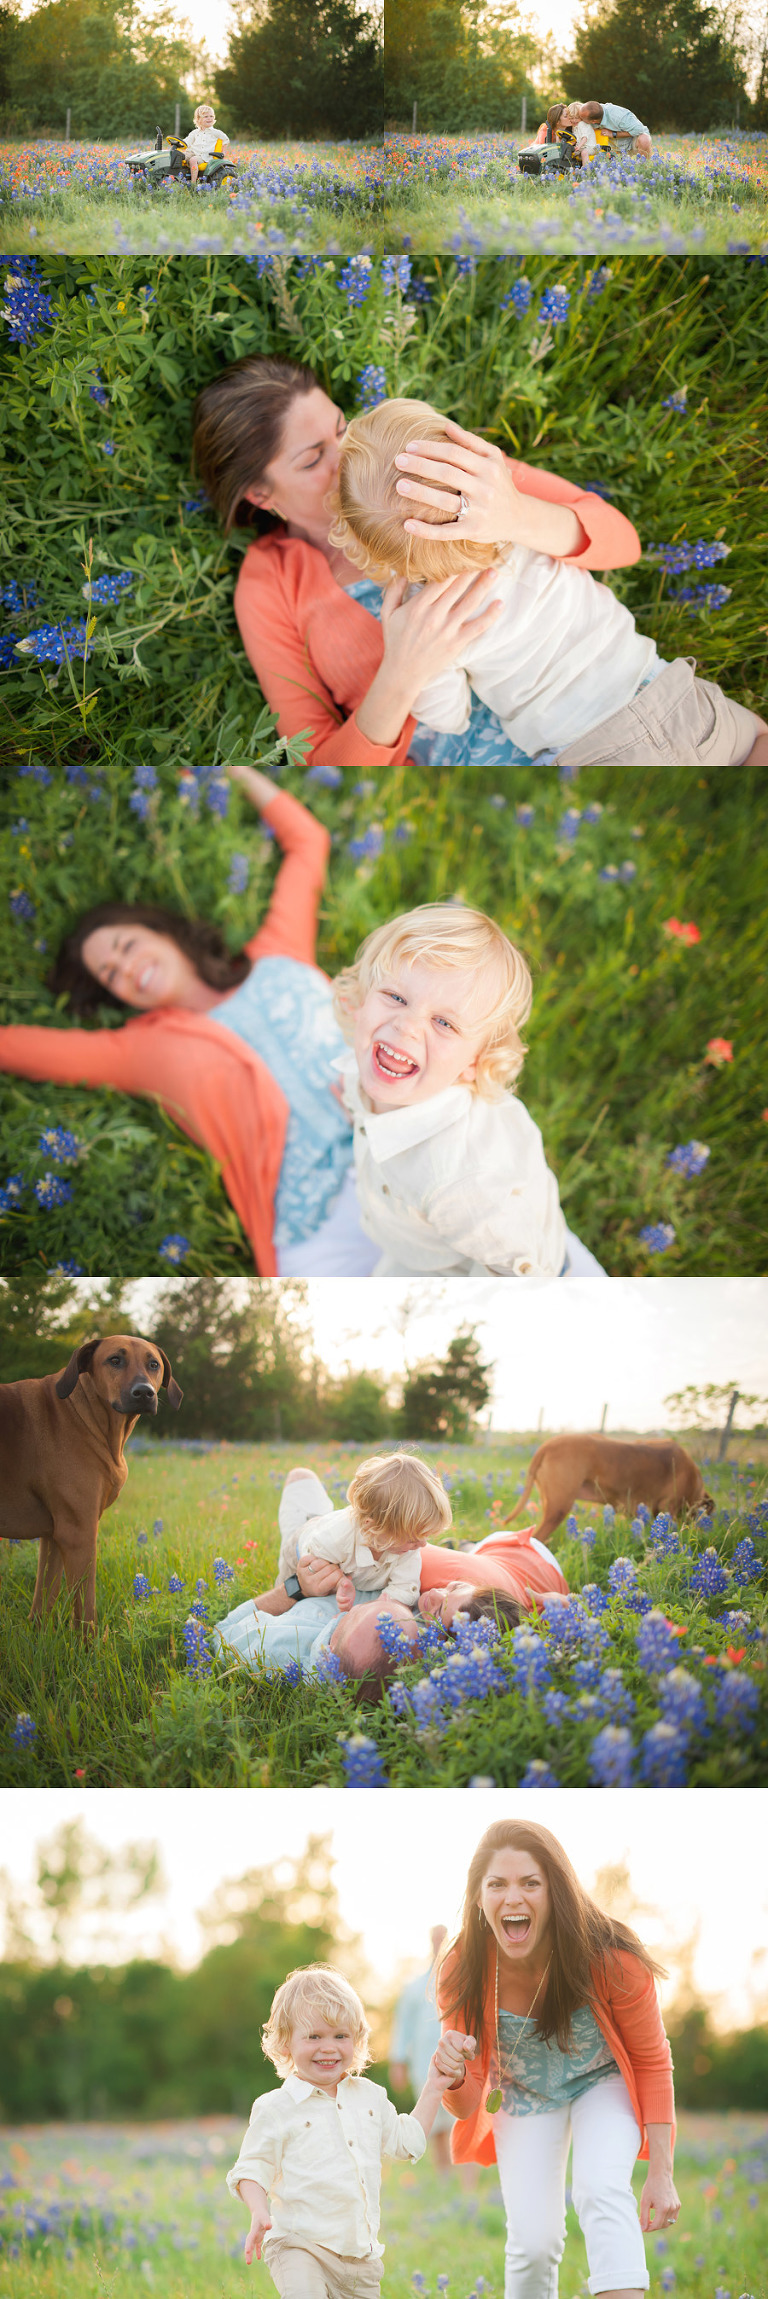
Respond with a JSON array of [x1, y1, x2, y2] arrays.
[[208, 956, 352, 1246], [495, 2004, 617, 2117], [346, 578, 535, 767]]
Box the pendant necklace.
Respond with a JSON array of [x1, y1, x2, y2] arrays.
[[486, 1944, 552, 2114]]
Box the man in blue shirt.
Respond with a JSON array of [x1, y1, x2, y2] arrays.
[[574, 100, 652, 157]]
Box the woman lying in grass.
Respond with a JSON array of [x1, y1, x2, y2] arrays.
[[192, 353, 657, 774], [329, 400, 767, 769]]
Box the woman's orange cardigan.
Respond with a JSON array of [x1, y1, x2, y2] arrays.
[[234, 462, 642, 769], [0, 792, 330, 1277], [437, 1939, 675, 2166]]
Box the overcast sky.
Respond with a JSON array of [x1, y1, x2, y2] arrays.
[[119, 1277, 768, 1433], [2, 1788, 766, 2030]]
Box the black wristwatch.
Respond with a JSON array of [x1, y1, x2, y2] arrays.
[[283, 1574, 302, 1601]]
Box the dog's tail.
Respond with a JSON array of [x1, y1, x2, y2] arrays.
[[501, 1453, 541, 1528]]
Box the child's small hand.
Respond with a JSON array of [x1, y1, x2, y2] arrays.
[[432, 2030, 477, 2084], [244, 2207, 272, 2265], [336, 1574, 356, 1611]]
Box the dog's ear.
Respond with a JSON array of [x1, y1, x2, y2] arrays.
[[157, 1346, 183, 1411], [56, 1337, 102, 1400]]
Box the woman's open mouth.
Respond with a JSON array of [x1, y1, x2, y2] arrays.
[[501, 1915, 532, 1942], [372, 1039, 419, 1083]]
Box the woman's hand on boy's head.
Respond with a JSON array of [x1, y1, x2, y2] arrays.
[[394, 420, 523, 546]]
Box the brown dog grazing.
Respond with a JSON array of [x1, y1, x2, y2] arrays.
[[0, 1334, 182, 1630], [506, 1434, 713, 1546]]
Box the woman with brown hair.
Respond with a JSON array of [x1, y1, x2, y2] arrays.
[[191, 357, 645, 772], [437, 1819, 678, 2299]]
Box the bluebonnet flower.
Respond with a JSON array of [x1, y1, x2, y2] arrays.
[[315, 1648, 348, 1685], [689, 1547, 729, 1598], [338, 254, 372, 306], [731, 1537, 762, 1585], [38, 1126, 80, 1165], [394, 821, 415, 843], [338, 1732, 388, 1785], [11, 1711, 36, 1749], [213, 1557, 234, 1584], [511, 1626, 551, 1696], [587, 265, 611, 296], [137, 1531, 147, 1545], [666, 1140, 710, 1176], [183, 491, 209, 515], [594, 1669, 635, 1723], [581, 1583, 609, 1615], [183, 1617, 213, 1676], [101, 440, 115, 456], [520, 1760, 559, 1786], [410, 275, 433, 303], [349, 825, 385, 860], [35, 1173, 73, 1208], [376, 1611, 419, 1665], [10, 890, 36, 921], [636, 1611, 681, 1675], [281, 1657, 303, 1685], [542, 1689, 571, 1726], [2, 580, 37, 612], [357, 364, 387, 408], [53, 1258, 83, 1273], [589, 1725, 635, 1786], [207, 774, 230, 817], [538, 284, 570, 325], [662, 387, 688, 412], [0, 1174, 25, 1210], [84, 571, 133, 604], [639, 1721, 689, 1785], [17, 618, 89, 665], [159, 1234, 190, 1264], [712, 1672, 759, 1733], [168, 1573, 184, 1593], [559, 808, 580, 839], [659, 1667, 708, 1738], [134, 1573, 151, 1600], [152, 1520, 162, 1536], [598, 865, 619, 882], [501, 277, 532, 315], [671, 582, 731, 611], [306, 762, 343, 788], [582, 803, 603, 824], [381, 254, 411, 294], [2, 258, 55, 345], [639, 1222, 676, 1254], [618, 861, 637, 881], [516, 804, 535, 826], [565, 1513, 579, 1538], [129, 788, 150, 820], [602, 1505, 615, 1529], [18, 761, 52, 785], [647, 539, 729, 574], [0, 632, 20, 669], [89, 376, 109, 405], [608, 1557, 637, 1595], [488, 793, 507, 810], [227, 852, 249, 895]]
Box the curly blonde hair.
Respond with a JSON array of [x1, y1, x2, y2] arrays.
[[347, 1450, 452, 1552], [333, 904, 532, 1100], [262, 1966, 370, 2078], [327, 398, 503, 584]]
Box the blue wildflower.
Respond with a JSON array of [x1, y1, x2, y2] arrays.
[[659, 1667, 708, 1738], [38, 1126, 80, 1165], [636, 1611, 681, 1675], [639, 1721, 689, 1785], [511, 1626, 551, 1696], [183, 1616, 213, 1676], [516, 804, 535, 826], [589, 1725, 635, 1786], [689, 1547, 729, 1598], [34, 1173, 73, 1208], [519, 1760, 559, 1786], [168, 1573, 184, 1593], [159, 1234, 190, 1264], [10, 890, 36, 921], [501, 276, 532, 315], [666, 1141, 710, 1177], [638, 1222, 676, 1254], [11, 1711, 37, 1749], [227, 852, 249, 895], [306, 762, 343, 788], [213, 1557, 234, 1584], [338, 254, 372, 306], [338, 1732, 388, 1785], [84, 570, 133, 604], [538, 284, 570, 325], [133, 1573, 151, 1600], [2, 258, 55, 345], [608, 1557, 637, 1594], [381, 254, 411, 294], [712, 1672, 759, 1734]]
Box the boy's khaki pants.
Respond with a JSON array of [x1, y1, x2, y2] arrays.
[[266, 2238, 383, 2297]]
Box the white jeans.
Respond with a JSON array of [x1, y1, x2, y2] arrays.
[[494, 2073, 649, 2299]]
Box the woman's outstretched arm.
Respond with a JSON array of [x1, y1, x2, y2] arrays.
[[236, 778, 331, 969]]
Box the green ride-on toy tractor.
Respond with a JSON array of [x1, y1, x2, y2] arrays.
[[124, 126, 237, 191]]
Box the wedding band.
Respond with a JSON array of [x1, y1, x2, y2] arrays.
[[456, 493, 470, 522]]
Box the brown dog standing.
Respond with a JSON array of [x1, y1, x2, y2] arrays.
[[506, 1434, 713, 1546], [0, 1334, 182, 1630]]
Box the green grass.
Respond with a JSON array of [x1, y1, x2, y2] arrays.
[[1, 1440, 766, 1788], [1, 255, 767, 1276], [0, 2112, 766, 2297], [382, 130, 768, 255], [0, 138, 386, 255]]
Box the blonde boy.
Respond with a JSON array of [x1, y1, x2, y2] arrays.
[[227, 1964, 471, 2296], [332, 902, 567, 1278], [183, 101, 230, 187], [328, 399, 764, 768], [254, 1452, 452, 1616]]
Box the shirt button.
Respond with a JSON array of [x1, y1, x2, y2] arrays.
[[381, 1184, 390, 1195]]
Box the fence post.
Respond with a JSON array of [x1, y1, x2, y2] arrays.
[[717, 1388, 739, 1462], [174, 102, 180, 136], [65, 106, 71, 139], [412, 100, 418, 133], [600, 1402, 608, 1431], [521, 94, 527, 135]]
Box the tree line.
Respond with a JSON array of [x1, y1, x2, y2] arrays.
[[1, 1823, 766, 2122], [0, 1275, 493, 1444], [0, 0, 382, 140]]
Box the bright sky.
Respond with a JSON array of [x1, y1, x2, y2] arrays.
[[1, 1788, 766, 2030], [119, 1277, 768, 1434]]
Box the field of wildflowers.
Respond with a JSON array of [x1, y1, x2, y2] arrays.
[[383, 131, 768, 257], [1, 2110, 766, 2298], [0, 140, 386, 257], [2, 1439, 766, 1788], [2, 253, 767, 1278]]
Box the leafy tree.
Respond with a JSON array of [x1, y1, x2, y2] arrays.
[[565, 0, 746, 129], [323, 1369, 391, 1441], [3, 0, 200, 139], [385, 0, 540, 130], [216, 0, 383, 138], [664, 1381, 766, 1429], [0, 1274, 126, 1384], [399, 1325, 492, 1440], [149, 1275, 322, 1440]]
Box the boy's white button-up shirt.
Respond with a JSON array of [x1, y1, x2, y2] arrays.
[[338, 1054, 566, 1278], [411, 544, 658, 757], [277, 1494, 422, 1609], [226, 2073, 426, 2259], [183, 126, 230, 157]]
